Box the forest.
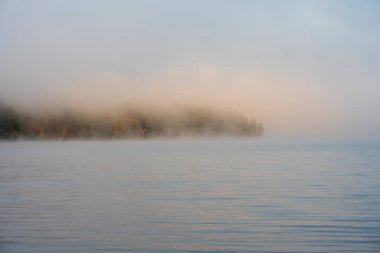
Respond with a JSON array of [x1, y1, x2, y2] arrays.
[[0, 101, 263, 140]]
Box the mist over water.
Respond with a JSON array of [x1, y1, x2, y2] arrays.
[[1, 1, 380, 141], [1, 2, 380, 253]]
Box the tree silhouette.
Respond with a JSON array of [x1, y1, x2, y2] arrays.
[[0, 101, 21, 139]]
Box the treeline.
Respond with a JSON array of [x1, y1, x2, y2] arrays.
[[0, 101, 263, 140]]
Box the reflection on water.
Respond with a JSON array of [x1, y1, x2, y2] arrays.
[[0, 140, 379, 252]]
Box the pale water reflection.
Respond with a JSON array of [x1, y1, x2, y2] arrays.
[[0, 140, 379, 252]]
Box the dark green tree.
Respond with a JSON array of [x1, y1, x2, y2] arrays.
[[0, 101, 21, 139]]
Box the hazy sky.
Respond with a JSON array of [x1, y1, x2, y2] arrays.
[[1, 0, 379, 140]]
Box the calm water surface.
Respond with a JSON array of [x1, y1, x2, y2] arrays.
[[0, 139, 379, 252]]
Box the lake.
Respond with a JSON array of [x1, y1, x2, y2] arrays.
[[0, 139, 379, 252]]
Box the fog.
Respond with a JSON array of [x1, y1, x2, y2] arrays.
[[1, 0, 380, 141]]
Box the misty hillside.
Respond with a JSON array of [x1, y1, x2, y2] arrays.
[[0, 101, 263, 140]]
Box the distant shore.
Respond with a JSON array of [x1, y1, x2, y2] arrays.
[[0, 101, 263, 140]]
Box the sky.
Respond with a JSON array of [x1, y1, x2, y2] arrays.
[[0, 0, 379, 140]]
